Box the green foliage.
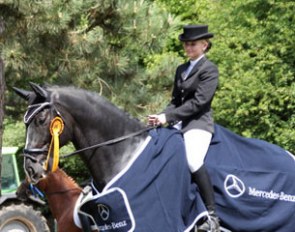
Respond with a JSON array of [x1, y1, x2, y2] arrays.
[[59, 143, 90, 184], [2, 118, 25, 148], [2, 117, 26, 180], [143, 52, 184, 113], [154, 0, 295, 153], [206, 0, 295, 153], [154, 0, 198, 21]]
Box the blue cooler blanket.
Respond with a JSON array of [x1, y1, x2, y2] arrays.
[[206, 124, 295, 232], [77, 124, 295, 232], [78, 128, 207, 232]]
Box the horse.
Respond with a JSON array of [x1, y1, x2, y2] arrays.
[[36, 169, 84, 232], [17, 168, 85, 232], [14, 83, 208, 232]]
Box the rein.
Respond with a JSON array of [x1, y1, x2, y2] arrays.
[[61, 127, 152, 159], [23, 101, 153, 173]]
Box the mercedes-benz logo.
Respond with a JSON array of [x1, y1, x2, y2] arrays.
[[97, 204, 110, 221], [224, 174, 246, 198]]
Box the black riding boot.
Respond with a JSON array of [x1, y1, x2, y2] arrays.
[[192, 165, 220, 232]]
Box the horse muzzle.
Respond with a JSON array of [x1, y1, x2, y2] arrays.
[[23, 150, 48, 184]]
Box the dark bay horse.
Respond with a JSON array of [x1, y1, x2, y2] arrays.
[[14, 83, 148, 188]]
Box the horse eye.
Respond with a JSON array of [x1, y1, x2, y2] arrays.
[[36, 111, 48, 125], [41, 117, 47, 123], [37, 115, 47, 125]]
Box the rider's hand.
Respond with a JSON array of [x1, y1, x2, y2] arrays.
[[148, 114, 166, 126], [148, 115, 158, 126], [157, 114, 166, 125]]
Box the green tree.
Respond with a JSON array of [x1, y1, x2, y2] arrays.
[[1, 0, 180, 117], [0, 0, 181, 180], [207, 1, 295, 153]]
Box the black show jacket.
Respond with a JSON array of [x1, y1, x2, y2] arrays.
[[164, 56, 219, 133]]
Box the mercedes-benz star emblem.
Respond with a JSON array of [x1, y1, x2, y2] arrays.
[[97, 204, 110, 221], [224, 174, 246, 198]]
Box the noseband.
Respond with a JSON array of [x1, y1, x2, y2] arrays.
[[23, 148, 49, 155]]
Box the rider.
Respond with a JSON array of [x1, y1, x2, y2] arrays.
[[148, 24, 220, 232]]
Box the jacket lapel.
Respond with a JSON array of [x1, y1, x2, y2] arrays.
[[180, 62, 190, 81], [185, 56, 207, 80]]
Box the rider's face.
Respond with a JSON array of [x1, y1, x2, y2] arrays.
[[183, 40, 208, 60]]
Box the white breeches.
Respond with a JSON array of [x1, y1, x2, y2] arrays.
[[183, 129, 212, 173]]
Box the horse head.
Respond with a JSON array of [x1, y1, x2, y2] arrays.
[[14, 83, 72, 184], [15, 83, 148, 188]]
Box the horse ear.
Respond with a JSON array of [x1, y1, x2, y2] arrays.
[[29, 82, 48, 99], [13, 87, 32, 101]]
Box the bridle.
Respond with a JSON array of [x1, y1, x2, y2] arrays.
[[23, 102, 52, 155], [23, 102, 65, 174], [23, 101, 153, 174], [23, 101, 63, 145]]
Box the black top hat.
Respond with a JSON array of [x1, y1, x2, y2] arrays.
[[179, 25, 214, 41]]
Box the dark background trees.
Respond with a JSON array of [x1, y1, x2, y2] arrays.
[[0, 17, 5, 193], [1, 0, 294, 182]]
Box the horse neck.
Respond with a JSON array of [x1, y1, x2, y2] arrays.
[[37, 169, 82, 220], [57, 91, 146, 143], [56, 91, 148, 187]]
